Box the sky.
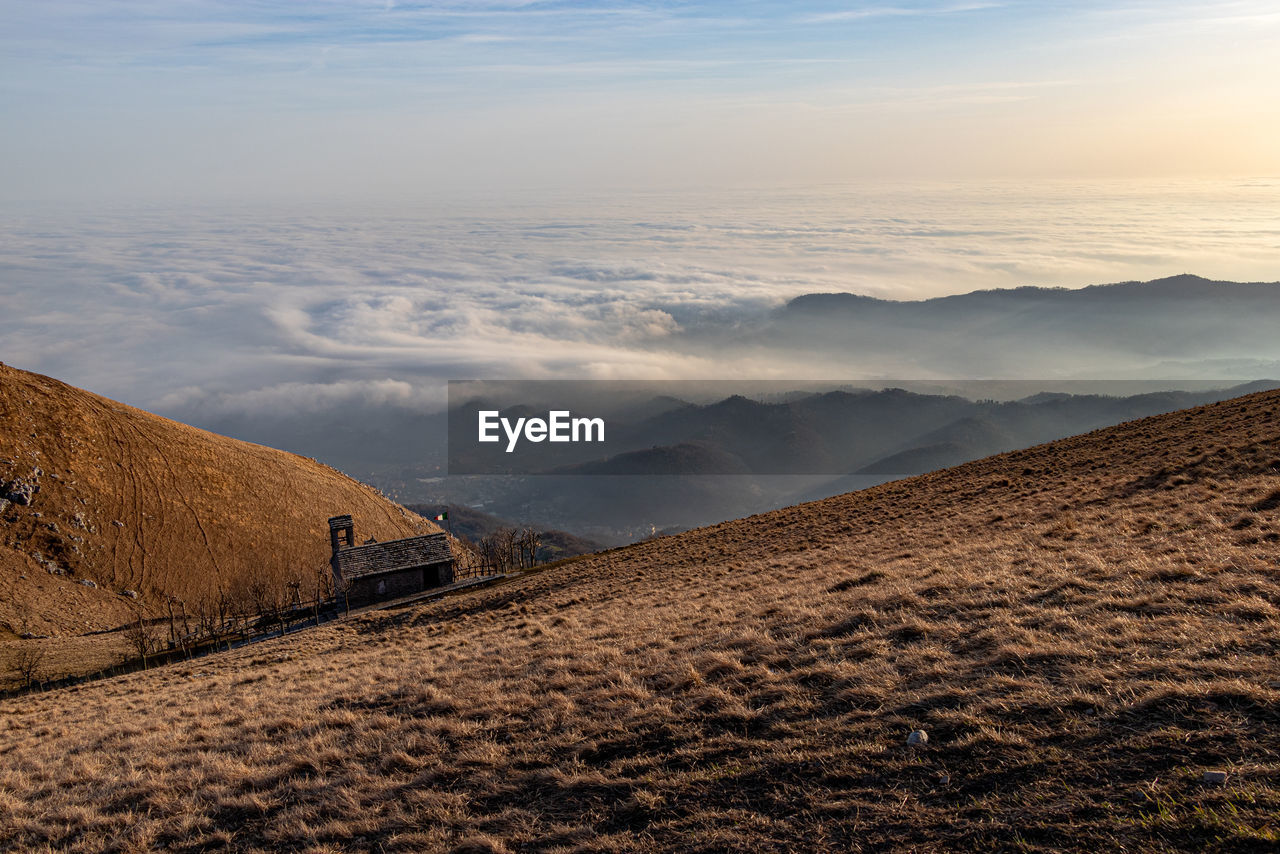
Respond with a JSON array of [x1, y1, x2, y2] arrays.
[[2, 2, 1280, 447], [2, 1, 1279, 203]]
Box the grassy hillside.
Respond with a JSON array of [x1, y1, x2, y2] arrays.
[[0, 363, 440, 655], [2, 388, 1280, 851]]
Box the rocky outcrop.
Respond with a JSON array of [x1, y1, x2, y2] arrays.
[[2, 477, 38, 506]]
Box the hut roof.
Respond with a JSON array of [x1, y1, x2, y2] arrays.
[[337, 531, 452, 581]]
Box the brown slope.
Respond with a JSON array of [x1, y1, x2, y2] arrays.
[[3, 388, 1280, 851], [0, 362, 439, 638]]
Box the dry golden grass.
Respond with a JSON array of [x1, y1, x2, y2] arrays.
[[0, 363, 440, 650], [3, 391, 1280, 851]]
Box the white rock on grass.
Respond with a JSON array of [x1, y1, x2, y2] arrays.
[[907, 730, 928, 746]]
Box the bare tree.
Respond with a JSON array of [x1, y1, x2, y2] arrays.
[[286, 579, 302, 609], [311, 562, 333, 625], [478, 533, 501, 572], [497, 527, 520, 571], [14, 645, 46, 690], [194, 596, 215, 642], [245, 577, 288, 635], [216, 584, 239, 642], [161, 596, 196, 655], [453, 538, 485, 578], [124, 609, 158, 668], [518, 527, 542, 569]]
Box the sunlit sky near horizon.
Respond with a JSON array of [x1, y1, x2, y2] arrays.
[[3, 1, 1278, 203]]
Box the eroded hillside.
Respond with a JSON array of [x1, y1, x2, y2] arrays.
[[0, 362, 440, 640]]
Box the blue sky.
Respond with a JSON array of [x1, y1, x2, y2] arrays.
[[2, 1, 1278, 201]]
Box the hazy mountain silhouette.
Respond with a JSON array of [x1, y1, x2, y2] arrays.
[[524, 381, 1278, 477], [425, 380, 1280, 540], [168, 276, 1280, 488], [154, 275, 1280, 540], [750, 274, 1280, 376]]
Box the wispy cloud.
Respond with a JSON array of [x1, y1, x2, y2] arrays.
[[800, 2, 1001, 24], [2, 2, 1275, 204]]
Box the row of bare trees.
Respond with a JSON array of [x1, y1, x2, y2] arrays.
[[474, 527, 542, 573], [12, 529, 522, 690], [120, 562, 340, 664]]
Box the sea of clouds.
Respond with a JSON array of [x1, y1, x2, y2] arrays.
[[3, 178, 1279, 429]]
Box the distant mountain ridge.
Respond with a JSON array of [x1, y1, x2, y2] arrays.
[[171, 275, 1280, 496], [782, 274, 1280, 314], [748, 274, 1280, 378], [461, 381, 1280, 477], [429, 380, 1280, 541]]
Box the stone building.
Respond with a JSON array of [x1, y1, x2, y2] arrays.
[[328, 515, 454, 605]]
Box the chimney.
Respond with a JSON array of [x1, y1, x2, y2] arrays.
[[329, 514, 355, 550], [328, 514, 355, 585]]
